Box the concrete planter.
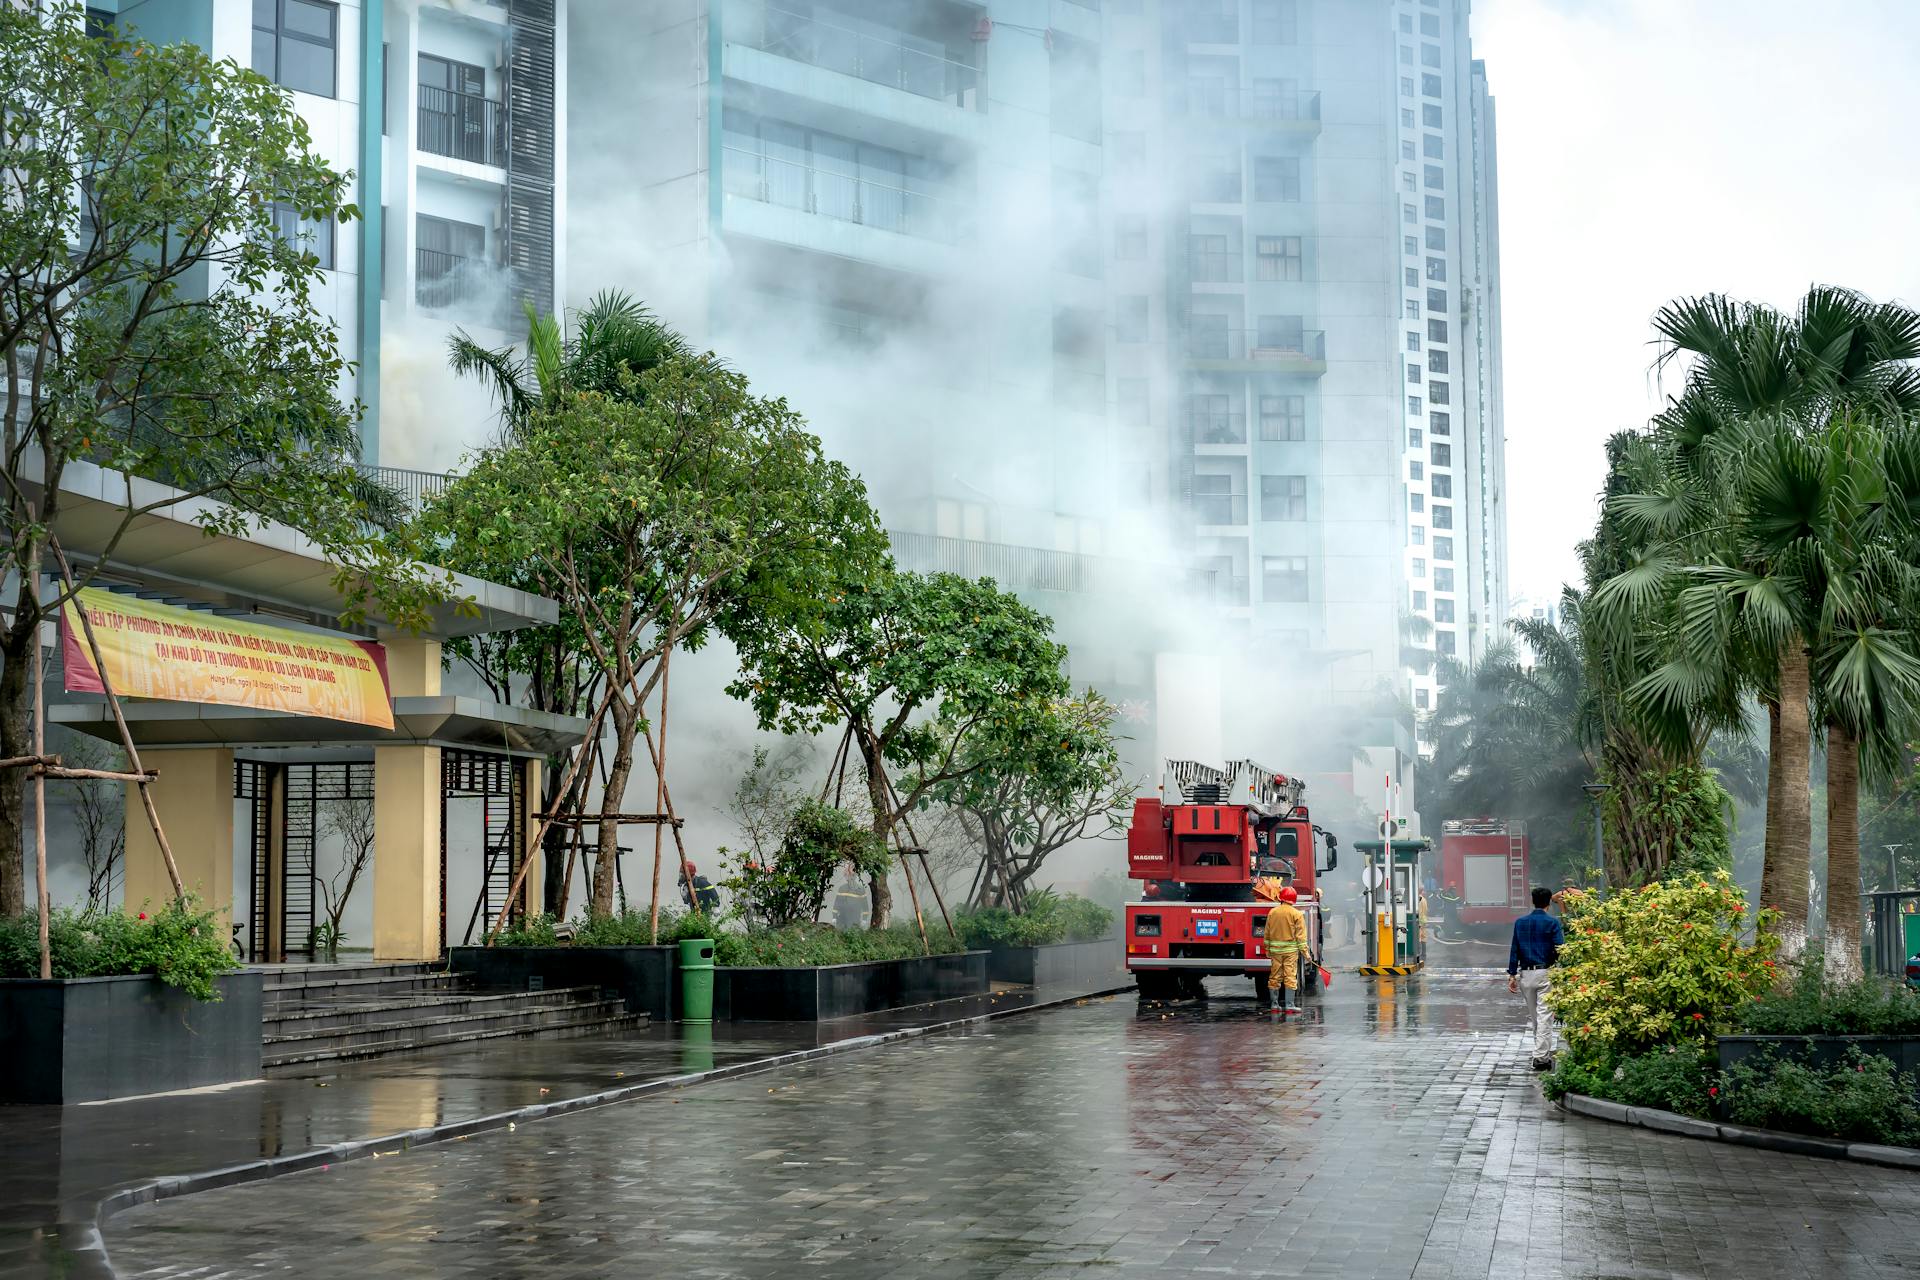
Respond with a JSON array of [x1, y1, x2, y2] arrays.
[[1717, 1034, 1920, 1099], [715, 951, 990, 1021], [0, 971, 263, 1105], [448, 945, 678, 1022], [986, 938, 1125, 989]]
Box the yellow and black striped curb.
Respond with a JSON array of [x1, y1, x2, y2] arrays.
[[1355, 963, 1423, 976]]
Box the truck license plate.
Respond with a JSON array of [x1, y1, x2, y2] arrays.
[[1196, 919, 1220, 937]]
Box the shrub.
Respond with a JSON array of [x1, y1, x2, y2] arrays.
[[1541, 1044, 1716, 1117], [1738, 957, 1920, 1036], [1546, 871, 1777, 1059], [715, 921, 961, 967], [1722, 1049, 1920, 1147], [955, 890, 1113, 949], [0, 899, 238, 1001], [492, 913, 562, 948], [725, 801, 890, 928]]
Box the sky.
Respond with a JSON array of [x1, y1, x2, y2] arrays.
[[1471, 0, 1920, 614]]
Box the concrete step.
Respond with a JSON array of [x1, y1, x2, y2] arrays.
[[264, 986, 608, 1037], [263, 1004, 645, 1070], [263, 971, 472, 1008]]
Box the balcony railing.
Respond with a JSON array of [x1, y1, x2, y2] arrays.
[[416, 247, 502, 313], [1188, 249, 1243, 284], [1177, 86, 1322, 124], [722, 147, 968, 243], [1187, 411, 1247, 445], [1182, 327, 1327, 365], [362, 465, 454, 519], [727, 2, 980, 108], [1194, 493, 1248, 526], [417, 85, 507, 167], [889, 531, 1092, 594]]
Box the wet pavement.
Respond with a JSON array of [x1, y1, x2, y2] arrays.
[[90, 970, 1920, 1279], [0, 983, 1097, 1276]]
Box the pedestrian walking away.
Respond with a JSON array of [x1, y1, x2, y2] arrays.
[[1264, 886, 1307, 1014], [1507, 885, 1564, 1069]]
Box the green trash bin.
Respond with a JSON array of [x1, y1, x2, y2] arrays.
[[678, 937, 715, 1023]]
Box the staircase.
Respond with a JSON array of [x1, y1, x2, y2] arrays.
[[261, 963, 644, 1070]]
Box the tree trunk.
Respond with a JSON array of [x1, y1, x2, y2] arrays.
[[590, 699, 635, 920], [1824, 721, 1862, 985], [0, 593, 38, 919], [1762, 646, 1813, 960], [857, 731, 893, 928]]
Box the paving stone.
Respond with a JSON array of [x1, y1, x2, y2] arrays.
[[102, 975, 1920, 1279]]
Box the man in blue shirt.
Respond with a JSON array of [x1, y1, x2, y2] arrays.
[[1507, 886, 1564, 1070]]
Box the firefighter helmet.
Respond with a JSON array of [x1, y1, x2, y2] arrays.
[[1278, 886, 1298, 903]]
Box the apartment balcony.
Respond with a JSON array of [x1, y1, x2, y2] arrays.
[[1194, 493, 1249, 528], [888, 531, 1097, 595], [1174, 86, 1322, 134], [1187, 250, 1244, 285], [417, 85, 507, 169], [1180, 328, 1328, 375], [415, 247, 509, 320], [1187, 411, 1248, 446], [721, 146, 971, 268], [362, 466, 453, 520]]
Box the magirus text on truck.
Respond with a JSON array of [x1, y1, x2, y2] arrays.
[[1123, 760, 1339, 1003]]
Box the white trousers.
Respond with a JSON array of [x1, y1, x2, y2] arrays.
[[1519, 968, 1557, 1059]]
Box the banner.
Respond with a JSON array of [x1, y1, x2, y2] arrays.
[[61, 587, 394, 730]]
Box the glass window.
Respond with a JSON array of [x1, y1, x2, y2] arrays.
[[1406, 332, 1422, 353], [1263, 556, 1309, 602], [268, 200, 334, 269], [1261, 474, 1307, 521], [1412, 557, 1426, 579], [1259, 395, 1306, 441], [1400, 76, 1414, 97], [1427, 287, 1447, 313], [1256, 314, 1306, 350], [1407, 394, 1423, 415], [1437, 629, 1456, 657], [1410, 494, 1425, 513], [1428, 349, 1449, 373], [1425, 195, 1446, 219], [1255, 235, 1303, 281], [1405, 267, 1420, 288], [1188, 392, 1238, 443], [1424, 164, 1445, 190], [1433, 504, 1453, 530], [1422, 73, 1442, 98], [1403, 202, 1418, 224], [1415, 686, 1430, 709], [1425, 225, 1446, 251], [1411, 525, 1425, 545], [1428, 318, 1449, 343], [1407, 363, 1423, 383], [1424, 134, 1445, 159], [1401, 108, 1416, 128], [1431, 473, 1452, 498], [1399, 45, 1414, 65], [1254, 156, 1302, 201], [1426, 256, 1447, 281], [1402, 172, 1417, 193], [1401, 139, 1417, 161], [1399, 14, 1413, 33], [1430, 380, 1450, 405], [1405, 300, 1420, 319], [1434, 535, 1454, 561], [1430, 410, 1450, 436], [1112, 131, 1147, 167], [254, 0, 337, 97], [1404, 234, 1419, 256], [1115, 215, 1148, 260], [1421, 14, 1441, 36], [1435, 567, 1454, 591], [1410, 461, 1424, 480], [1431, 441, 1451, 468], [1409, 427, 1423, 448], [1423, 103, 1443, 128], [1421, 43, 1441, 68]]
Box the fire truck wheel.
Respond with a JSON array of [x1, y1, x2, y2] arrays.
[[1253, 973, 1271, 1005], [1303, 963, 1320, 996], [1135, 971, 1179, 1001], [1179, 973, 1209, 1001]]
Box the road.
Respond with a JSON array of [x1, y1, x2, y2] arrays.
[[104, 971, 1920, 1279]]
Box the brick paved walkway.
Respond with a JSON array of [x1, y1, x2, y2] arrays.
[[103, 973, 1920, 1279]]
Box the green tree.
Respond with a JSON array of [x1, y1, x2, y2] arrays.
[[0, 8, 444, 916], [729, 571, 1071, 927], [423, 363, 885, 923]]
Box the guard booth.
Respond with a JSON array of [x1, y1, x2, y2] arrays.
[[1353, 837, 1430, 974], [1867, 890, 1920, 980]]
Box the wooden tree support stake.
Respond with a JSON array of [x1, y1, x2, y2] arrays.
[[487, 687, 615, 943], [883, 771, 958, 942], [48, 537, 185, 902], [32, 569, 50, 980]]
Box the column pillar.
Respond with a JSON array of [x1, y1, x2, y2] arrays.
[[372, 636, 443, 960], [123, 748, 234, 920], [519, 757, 543, 918]]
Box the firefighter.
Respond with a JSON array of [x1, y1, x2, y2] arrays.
[[1264, 886, 1308, 1014]]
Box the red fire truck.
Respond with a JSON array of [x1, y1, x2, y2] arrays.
[[1435, 818, 1530, 939], [1123, 760, 1339, 1002]]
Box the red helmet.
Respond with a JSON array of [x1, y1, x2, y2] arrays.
[[1278, 887, 1298, 904]]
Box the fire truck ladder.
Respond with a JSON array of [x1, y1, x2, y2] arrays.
[[1508, 831, 1528, 907]]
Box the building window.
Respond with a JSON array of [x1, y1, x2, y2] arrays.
[[936, 498, 990, 541], [1261, 474, 1307, 521], [1407, 363, 1423, 384], [1404, 234, 1419, 256], [1433, 504, 1453, 530], [1434, 567, 1454, 592], [1412, 557, 1426, 579], [1436, 630, 1456, 657], [1410, 461, 1424, 480], [1430, 410, 1450, 436], [1188, 392, 1240, 443], [1431, 473, 1452, 498], [1116, 295, 1149, 343], [1403, 202, 1418, 224], [1425, 226, 1446, 252], [1409, 426, 1423, 448], [1255, 235, 1303, 281], [1411, 493, 1425, 513], [1406, 332, 1422, 353], [1415, 686, 1430, 709], [1421, 13, 1442, 36], [1426, 256, 1447, 282], [1431, 441, 1451, 467], [416, 213, 487, 307], [1424, 134, 1445, 159], [1411, 525, 1425, 545], [1402, 172, 1418, 193], [1115, 215, 1148, 260], [1402, 108, 1416, 128], [1194, 473, 1243, 525], [268, 201, 334, 269], [1401, 139, 1417, 162], [1254, 156, 1302, 202], [1428, 349, 1449, 373], [1399, 14, 1413, 33], [1405, 267, 1420, 288], [1427, 287, 1447, 313], [1191, 150, 1242, 202], [1260, 394, 1306, 441], [1424, 164, 1445, 190], [1407, 394, 1423, 416], [253, 0, 337, 98], [1421, 43, 1442, 68], [1422, 73, 1442, 98], [418, 54, 504, 166], [1425, 195, 1446, 219], [1428, 318, 1449, 343], [1400, 76, 1415, 97], [1424, 103, 1443, 128], [1263, 556, 1309, 602], [1434, 535, 1454, 561], [1399, 45, 1414, 65], [1430, 379, 1450, 405], [1251, 0, 1297, 43], [1405, 300, 1420, 319]]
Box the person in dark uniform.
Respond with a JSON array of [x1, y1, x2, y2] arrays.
[[680, 862, 721, 915], [833, 870, 869, 930]]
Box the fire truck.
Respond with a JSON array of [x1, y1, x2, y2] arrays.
[[1435, 818, 1531, 940], [1123, 760, 1339, 1002]]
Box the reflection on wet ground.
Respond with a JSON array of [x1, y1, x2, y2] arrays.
[[95, 971, 1920, 1280]]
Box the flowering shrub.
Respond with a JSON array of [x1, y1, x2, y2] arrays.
[[724, 801, 891, 928], [1738, 957, 1920, 1036], [1722, 1049, 1920, 1146], [1542, 1045, 1716, 1118], [0, 898, 239, 1001], [1546, 871, 1777, 1057]]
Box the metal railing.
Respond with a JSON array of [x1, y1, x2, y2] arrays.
[[417, 85, 507, 167], [363, 465, 454, 518], [416, 247, 500, 311], [1187, 410, 1247, 445], [1188, 249, 1243, 283], [889, 531, 1093, 594], [1182, 327, 1327, 364], [727, 2, 980, 108], [1194, 493, 1248, 526], [722, 146, 968, 243], [1178, 86, 1322, 123]]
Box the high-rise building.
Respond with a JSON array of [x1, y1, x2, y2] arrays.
[[96, 0, 567, 466], [1105, 0, 1506, 738]]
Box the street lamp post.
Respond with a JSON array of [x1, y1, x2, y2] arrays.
[[1885, 844, 1906, 894], [1582, 783, 1611, 890]]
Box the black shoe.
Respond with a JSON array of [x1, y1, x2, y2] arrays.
[[1530, 1056, 1553, 1072]]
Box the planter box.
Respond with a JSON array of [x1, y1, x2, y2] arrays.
[[986, 938, 1126, 989], [448, 945, 677, 1022], [0, 971, 263, 1105], [715, 950, 990, 1022], [1717, 1034, 1920, 1097]]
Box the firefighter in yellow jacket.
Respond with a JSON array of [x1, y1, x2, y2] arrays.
[[1264, 886, 1308, 1014]]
